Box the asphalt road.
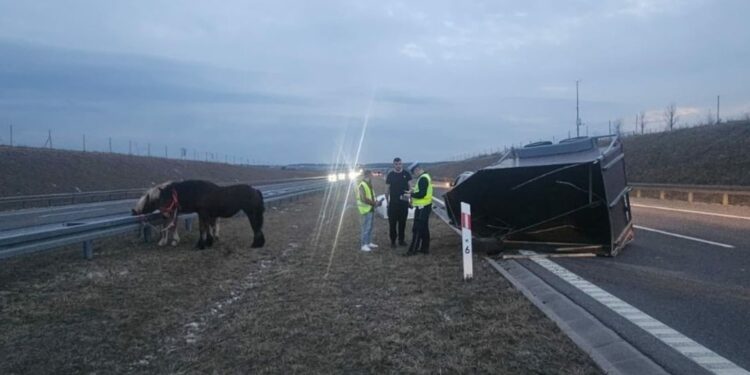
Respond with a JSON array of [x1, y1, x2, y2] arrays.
[[527, 200, 750, 373], [433, 185, 750, 373]]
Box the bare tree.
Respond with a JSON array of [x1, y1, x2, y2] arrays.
[[613, 118, 624, 136], [705, 109, 714, 126], [664, 103, 679, 131], [639, 110, 646, 134]]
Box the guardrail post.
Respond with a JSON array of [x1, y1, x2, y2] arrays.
[[185, 217, 193, 231], [143, 225, 152, 243], [723, 193, 729, 206], [82, 240, 93, 260], [659, 190, 665, 200], [688, 191, 693, 203]]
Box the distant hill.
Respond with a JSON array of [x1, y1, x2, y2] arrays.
[[0, 146, 319, 196], [427, 154, 502, 182], [3, 120, 748, 197], [427, 120, 750, 187], [622, 120, 750, 185]]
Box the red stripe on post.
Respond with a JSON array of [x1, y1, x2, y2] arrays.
[[461, 213, 471, 230]]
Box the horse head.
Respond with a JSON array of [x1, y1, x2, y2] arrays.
[[132, 181, 171, 215]]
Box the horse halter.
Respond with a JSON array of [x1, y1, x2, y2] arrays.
[[160, 189, 180, 216]]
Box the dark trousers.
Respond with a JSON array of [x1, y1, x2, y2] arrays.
[[388, 201, 409, 244], [409, 204, 432, 253]]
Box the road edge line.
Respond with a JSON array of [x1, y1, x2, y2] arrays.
[[486, 257, 669, 375]]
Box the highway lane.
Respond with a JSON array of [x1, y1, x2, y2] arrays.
[[0, 180, 324, 234], [435, 185, 750, 372], [547, 201, 750, 372]]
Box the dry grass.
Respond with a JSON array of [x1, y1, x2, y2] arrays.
[[622, 120, 750, 185], [0, 182, 600, 374], [0, 145, 318, 196]]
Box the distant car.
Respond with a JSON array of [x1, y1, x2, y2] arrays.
[[450, 171, 475, 187]]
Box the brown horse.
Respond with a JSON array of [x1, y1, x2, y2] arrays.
[[157, 180, 265, 249]]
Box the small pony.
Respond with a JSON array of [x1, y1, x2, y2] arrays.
[[131, 181, 219, 247], [157, 180, 265, 250]]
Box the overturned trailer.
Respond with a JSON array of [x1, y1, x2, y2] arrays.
[[444, 136, 633, 256]]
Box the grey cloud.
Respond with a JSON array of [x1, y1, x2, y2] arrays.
[[0, 1, 748, 164], [0, 41, 312, 106]]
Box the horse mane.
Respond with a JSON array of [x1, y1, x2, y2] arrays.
[[133, 181, 172, 214]]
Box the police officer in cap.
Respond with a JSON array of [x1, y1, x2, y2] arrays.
[[405, 163, 433, 256]]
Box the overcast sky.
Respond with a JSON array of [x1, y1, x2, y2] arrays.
[[1, 0, 749, 164]]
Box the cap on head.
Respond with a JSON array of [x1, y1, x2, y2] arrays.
[[409, 162, 421, 174]]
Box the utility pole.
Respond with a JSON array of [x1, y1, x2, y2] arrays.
[[576, 80, 581, 137], [9, 124, 12, 147], [165, 145, 168, 158], [129, 140, 132, 155], [608, 120, 612, 134], [108, 137, 112, 153], [717, 95, 721, 124], [83, 134, 86, 152]]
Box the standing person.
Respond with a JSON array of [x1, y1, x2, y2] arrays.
[[405, 164, 433, 256], [385, 157, 412, 248], [356, 170, 382, 252]]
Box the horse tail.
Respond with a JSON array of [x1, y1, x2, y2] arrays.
[[248, 187, 265, 248], [255, 188, 264, 230], [257, 189, 265, 212]]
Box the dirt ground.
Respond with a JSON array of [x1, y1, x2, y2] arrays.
[[0, 181, 601, 374]]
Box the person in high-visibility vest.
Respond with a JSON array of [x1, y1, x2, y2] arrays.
[[356, 170, 382, 252], [405, 163, 433, 256]]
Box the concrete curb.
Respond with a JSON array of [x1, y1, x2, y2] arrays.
[[487, 257, 669, 375]]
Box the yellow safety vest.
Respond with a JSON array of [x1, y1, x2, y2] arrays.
[[412, 173, 433, 207], [356, 180, 374, 214]]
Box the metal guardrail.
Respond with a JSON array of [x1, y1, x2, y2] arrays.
[[0, 189, 145, 211], [0, 182, 328, 261], [0, 176, 326, 212], [630, 183, 750, 206]]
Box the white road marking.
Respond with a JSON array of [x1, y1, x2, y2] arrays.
[[523, 252, 750, 375], [635, 225, 735, 248], [632, 204, 750, 221], [40, 208, 105, 218]]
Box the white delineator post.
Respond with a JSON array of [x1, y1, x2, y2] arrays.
[[461, 202, 473, 280]]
